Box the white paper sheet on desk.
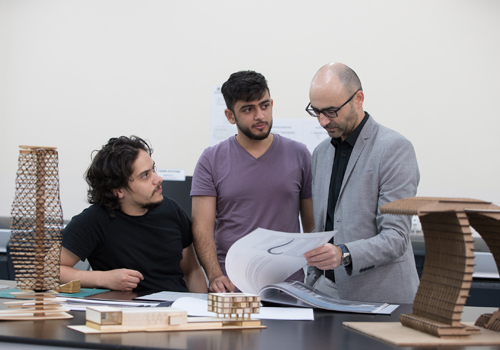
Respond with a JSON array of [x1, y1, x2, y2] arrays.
[[172, 297, 314, 321], [136, 291, 208, 302], [60, 298, 160, 311], [226, 228, 336, 294]]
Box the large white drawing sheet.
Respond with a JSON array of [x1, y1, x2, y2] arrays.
[[226, 228, 336, 294]]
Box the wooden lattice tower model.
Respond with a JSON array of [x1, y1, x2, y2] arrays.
[[208, 293, 260, 319], [2, 145, 71, 320], [380, 197, 500, 338]]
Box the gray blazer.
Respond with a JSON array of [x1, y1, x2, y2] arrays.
[[311, 115, 420, 304]]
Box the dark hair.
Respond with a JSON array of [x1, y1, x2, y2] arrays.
[[85, 136, 152, 217], [221, 70, 270, 111]]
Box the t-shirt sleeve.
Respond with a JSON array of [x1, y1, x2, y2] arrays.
[[171, 200, 193, 248], [300, 146, 313, 200], [190, 148, 217, 197], [62, 206, 102, 261]]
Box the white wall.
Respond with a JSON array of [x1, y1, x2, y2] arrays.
[[1, 0, 499, 220]]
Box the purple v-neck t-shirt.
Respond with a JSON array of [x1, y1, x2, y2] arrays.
[[191, 134, 312, 280]]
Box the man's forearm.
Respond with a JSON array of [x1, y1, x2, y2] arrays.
[[192, 230, 223, 281], [60, 265, 107, 288], [191, 196, 222, 283], [184, 267, 208, 293]]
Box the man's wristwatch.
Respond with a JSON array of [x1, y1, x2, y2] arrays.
[[339, 244, 352, 267]]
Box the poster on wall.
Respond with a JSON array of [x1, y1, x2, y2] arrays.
[[272, 119, 329, 154], [210, 85, 329, 152], [210, 86, 237, 146]]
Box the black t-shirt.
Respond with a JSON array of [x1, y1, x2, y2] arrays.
[[62, 196, 192, 293]]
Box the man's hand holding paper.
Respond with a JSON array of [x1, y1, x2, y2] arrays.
[[304, 243, 343, 270], [226, 228, 336, 294]]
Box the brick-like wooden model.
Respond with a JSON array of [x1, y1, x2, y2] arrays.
[[208, 293, 260, 318], [69, 293, 265, 334], [380, 197, 500, 338], [0, 146, 72, 321]]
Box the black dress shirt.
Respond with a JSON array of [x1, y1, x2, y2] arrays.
[[325, 112, 370, 231], [324, 112, 369, 281]]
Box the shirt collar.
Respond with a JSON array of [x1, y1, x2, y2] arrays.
[[331, 112, 370, 148]]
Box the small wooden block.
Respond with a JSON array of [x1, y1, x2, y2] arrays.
[[56, 280, 81, 293]]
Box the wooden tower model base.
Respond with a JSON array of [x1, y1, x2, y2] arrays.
[[475, 310, 500, 332], [0, 291, 72, 321]]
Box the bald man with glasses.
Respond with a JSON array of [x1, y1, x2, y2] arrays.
[[303, 63, 420, 304]]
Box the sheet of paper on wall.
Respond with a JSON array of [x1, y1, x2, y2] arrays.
[[271, 119, 304, 143], [303, 122, 331, 153], [210, 85, 237, 146], [272, 119, 330, 154], [226, 228, 336, 295]]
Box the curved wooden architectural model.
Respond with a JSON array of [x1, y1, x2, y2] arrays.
[[380, 197, 500, 338], [2, 146, 72, 320]]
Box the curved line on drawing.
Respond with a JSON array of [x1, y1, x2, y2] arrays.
[[267, 239, 294, 255]]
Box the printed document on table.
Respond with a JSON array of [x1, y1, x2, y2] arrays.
[[136, 291, 208, 302], [226, 228, 336, 294], [172, 297, 314, 321]]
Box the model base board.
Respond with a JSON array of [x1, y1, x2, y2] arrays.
[[69, 312, 265, 334], [343, 322, 500, 346], [69, 304, 265, 334]]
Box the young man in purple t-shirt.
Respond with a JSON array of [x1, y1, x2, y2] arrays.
[[191, 70, 314, 293]]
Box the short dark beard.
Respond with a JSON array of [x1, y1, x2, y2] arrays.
[[235, 116, 273, 140], [141, 197, 164, 211]]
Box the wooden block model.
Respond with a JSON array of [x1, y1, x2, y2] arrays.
[[380, 197, 500, 338], [56, 280, 81, 293], [69, 295, 265, 334], [84, 306, 190, 332], [208, 293, 260, 319]]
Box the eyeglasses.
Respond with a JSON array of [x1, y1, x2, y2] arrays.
[[305, 89, 361, 118]]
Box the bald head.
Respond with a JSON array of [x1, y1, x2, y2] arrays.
[[311, 63, 362, 96], [308, 63, 365, 140]]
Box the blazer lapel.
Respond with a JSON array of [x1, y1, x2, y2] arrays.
[[336, 117, 377, 206], [316, 142, 335, 229], [321, 143, 335, 208]]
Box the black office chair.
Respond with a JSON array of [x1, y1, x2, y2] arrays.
[[6, 241, 15, 280]]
